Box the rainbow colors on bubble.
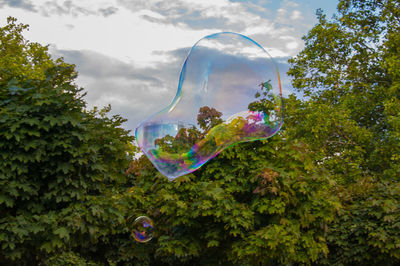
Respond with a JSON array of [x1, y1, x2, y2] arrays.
[[130, 216, 154, 243], [135, 32, 283, 180]]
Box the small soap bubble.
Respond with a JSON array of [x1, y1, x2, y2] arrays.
[[135, 32, 283, 180], [129, 216, 154, 243]]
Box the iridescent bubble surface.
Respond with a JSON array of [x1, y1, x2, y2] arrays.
[[130, 216, 154, 243], [136, 32, 283, 180]]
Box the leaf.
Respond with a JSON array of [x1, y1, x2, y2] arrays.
[[54, 227, 69, 240]]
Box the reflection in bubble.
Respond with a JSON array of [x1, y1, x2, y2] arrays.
[[130, 216, 154, 243], [136, 32, 283, 180]]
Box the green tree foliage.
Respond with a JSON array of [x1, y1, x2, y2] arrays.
[[124, 130, 339, 265], [288, 0, 400, 264], [0, 17, 134, 265], [120, 93, 339, 265]]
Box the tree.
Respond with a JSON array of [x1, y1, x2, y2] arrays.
[[288, 0, 400, 264], [197, 106, 223, 133], [125, 130, 339, 265], [0, 17, 134, 265], [122, 88, 339, 265]]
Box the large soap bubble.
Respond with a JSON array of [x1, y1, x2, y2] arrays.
[[136, 32, 283, 180]]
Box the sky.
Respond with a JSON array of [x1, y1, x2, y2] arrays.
[[0, 0, 338, 132]]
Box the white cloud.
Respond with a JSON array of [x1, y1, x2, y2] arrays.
[[277, 8, 286, 16], [290, 10, 302, 20], [0, 5, 214, 67], [286, 41, 298, 50], [285, 1, 299, 8], [0, 0, 307, 67]]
